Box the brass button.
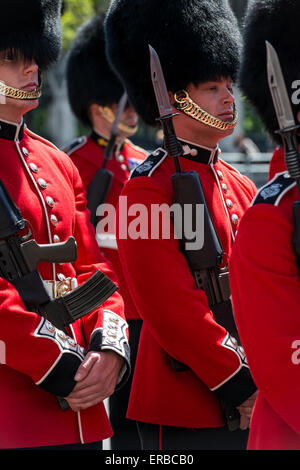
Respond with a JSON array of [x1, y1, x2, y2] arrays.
[[222, 183, 228, 193], [38, 178, 47, 189], [217, 170, 224, 180], [232, 214, 239, 225], [57, 282, 70, 296], [118, 154, 125, 162], [22, 147, 29, 157], [53, 235, 60, 243], [29, 162, 38, 173], [50, 214, 58, 226], [46, 321, 55, 332], [58, 331, 66, 340], [226, 199, 233, 209], [121, 163, 127, 171], [46, 196, 55, 208]]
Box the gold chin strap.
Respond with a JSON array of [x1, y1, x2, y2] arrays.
[[0, 81, 42, 100], [174, 90, 237, 131], [98, 105, 138, 136]]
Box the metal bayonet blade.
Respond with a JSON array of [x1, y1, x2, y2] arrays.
[[111, 91, 128, 135], [266, 40, 295, 130], [149, 44, 173, 118]]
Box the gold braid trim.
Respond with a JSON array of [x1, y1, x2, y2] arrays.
[[174, 90, 237, 131], [98, 105, 138, 136], [0, 82, 42, 100]]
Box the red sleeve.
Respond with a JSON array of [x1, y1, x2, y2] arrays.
[[0, 275, 85, 397], [229, 203, 300, 435], [117, 177, 252, 394]]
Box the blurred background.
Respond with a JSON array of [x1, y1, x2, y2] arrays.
[[28, 0, 273, 188]]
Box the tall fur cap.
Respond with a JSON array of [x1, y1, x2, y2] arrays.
[[0, 0, 62, 70], [66, 13, 123, 128], [239, 0, 300, 144], [105, 0, 241, 126]]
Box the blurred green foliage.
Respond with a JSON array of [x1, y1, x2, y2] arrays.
[[61, 0, 110, 52]]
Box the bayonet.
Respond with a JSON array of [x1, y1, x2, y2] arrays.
[[149, 44, 182, 172], [266, 40, 300, 269], [87, 92, 128, 226], [266, 40, 300, 184], [104, 91, 128, 164], [149, 45, 173, 119], [266, 41, 295, 131]]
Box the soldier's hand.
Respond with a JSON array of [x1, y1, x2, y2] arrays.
[[65, 350, 124, 412], [236, 390, 258, 430]]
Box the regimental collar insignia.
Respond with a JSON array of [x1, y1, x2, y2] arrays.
[[252, 172, 296, 207], [90, 130, 109, 148], [179, 139, 220, 165]]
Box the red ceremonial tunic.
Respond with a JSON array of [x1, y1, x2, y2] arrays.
[[66, 133, 147, 321], [116, 141, 257, 428], [268, 146, 287, 180], [230, 165, 300, 449], [0, 120, 129, 449]]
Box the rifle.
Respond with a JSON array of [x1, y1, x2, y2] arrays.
[[87, 92, 128, 227], [0, 177, 118, 410], [0, 177, 118, 333], [149, 45, 240, 431]]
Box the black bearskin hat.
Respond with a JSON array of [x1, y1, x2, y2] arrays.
[[239, 0, 300, 144], [0, 0, 62, 70], [105, 0, 241, 126], [66, 13, 124, 128]]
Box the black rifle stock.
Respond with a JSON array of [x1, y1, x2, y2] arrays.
[[171, 170, 238, 337], [87, 167, 113, 227]]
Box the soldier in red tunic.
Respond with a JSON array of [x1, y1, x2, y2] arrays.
[[64, 14, 147, 450], [230, 0, 300, 450], [105, 0, 257, 450], [0, 0, 129, 450]]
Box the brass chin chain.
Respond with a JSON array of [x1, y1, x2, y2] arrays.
[[98, 105, 138, 136], [174, 90, 237, 131], [0, 82, 42, 100]]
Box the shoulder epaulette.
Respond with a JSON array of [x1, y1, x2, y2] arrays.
[[130, 148, 167, 179], [62, 136, 87, 155], [252, 172, 296, 206]]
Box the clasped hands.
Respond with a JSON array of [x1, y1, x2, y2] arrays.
[[65, 350, 124, 412]]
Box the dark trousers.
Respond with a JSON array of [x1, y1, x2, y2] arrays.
[[137, 421, 249, 451], [109, 319, 142, 450]]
